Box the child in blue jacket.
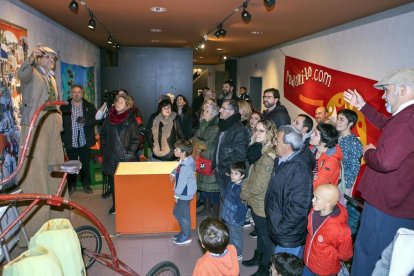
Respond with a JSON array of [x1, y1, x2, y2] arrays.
[[170, 139, 197, 245], [220, 161, 248, 259]]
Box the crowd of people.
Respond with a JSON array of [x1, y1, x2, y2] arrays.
[[16, 44, 413, 276]]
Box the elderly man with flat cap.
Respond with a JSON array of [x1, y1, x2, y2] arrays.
[[17, 45, 69, 244], [344, 68, 414, 275]]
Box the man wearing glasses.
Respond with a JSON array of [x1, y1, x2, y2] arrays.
[[262, 88, 291, 128], [344, 68, 414, 275], [214, 99, 249, 205]]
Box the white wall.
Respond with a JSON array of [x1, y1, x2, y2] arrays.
[[237, 3, 414, 119], [1, 0, 100, 103]]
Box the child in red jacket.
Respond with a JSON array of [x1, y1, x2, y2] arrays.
[[303, 184, 353, 276]]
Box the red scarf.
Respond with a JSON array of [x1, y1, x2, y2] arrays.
[[109, 106, 130, 125]]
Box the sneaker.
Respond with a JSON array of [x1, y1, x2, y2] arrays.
[[243, 220, 252, 228], [237, 255, 243, 261], [172, 233, 182, 241], [83, 185, 93, 194], [173, 236, 192, 245], [249, 230, 258, 238], [108, 206, 116, 215]]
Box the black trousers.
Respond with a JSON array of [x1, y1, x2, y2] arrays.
[[66, 146, 91, 188]]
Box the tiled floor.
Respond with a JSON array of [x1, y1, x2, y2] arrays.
[[70, 189, 259, 276]]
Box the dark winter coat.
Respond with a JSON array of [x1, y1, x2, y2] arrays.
[[265, 145, 314, 248], [262, 104, 291, 129], [213, 114, 249, 188], [61, 99, 98, 149], [100, 109, 141, 176]]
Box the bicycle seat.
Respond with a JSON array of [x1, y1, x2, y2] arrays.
[[48, 160, 82, 174]]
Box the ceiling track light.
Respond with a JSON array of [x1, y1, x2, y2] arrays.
[[107, 34, 113, 44], [219, 54, 228, 62], [264, 0, 276, 8], [88, 12, 96, 30], [68, 0, 79, 11], [219, 28, 227, 37], [241, 2, 251, 23]]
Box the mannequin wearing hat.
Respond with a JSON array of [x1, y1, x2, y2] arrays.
[[343, 68, 414, 275], [17, 45, 69, 245]]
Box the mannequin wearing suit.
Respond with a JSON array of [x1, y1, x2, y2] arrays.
[[17, 45, 69, 245]]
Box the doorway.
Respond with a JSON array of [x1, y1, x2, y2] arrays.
[[250, 77, 262, 112]]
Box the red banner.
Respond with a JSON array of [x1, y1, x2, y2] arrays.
[[283, 56, 388, 146]]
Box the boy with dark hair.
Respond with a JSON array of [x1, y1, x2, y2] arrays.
[[220, 161, 248, 260], [170, 139, 197, 245], [303, 184, 353, 275], [193, 217, 239, 276], [270, 253, 304, 276]]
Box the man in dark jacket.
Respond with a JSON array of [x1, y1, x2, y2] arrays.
[[213, 99, 249, 203], [61, 85, 98, 194], [264, 125, 313, 274], [262, 88, 291, 128]]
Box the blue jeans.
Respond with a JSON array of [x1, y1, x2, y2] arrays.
[[302, 266, 316, 276], [226, 223, 243, 256], [173, 199, 191, 238], [275, 245, 304, 258], [352, 202, 414, 275]]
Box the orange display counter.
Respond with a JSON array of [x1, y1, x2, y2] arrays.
[[114, 162, 196, 234]]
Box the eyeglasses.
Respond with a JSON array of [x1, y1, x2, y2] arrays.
[[254, 129, 266, 133], [262, 95, 274, 99], [162, 106, 171, 110], [220, 106, 233, 111]]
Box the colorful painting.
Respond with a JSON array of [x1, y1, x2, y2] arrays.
[[61, 61, 95, 104], [0, 19, 28, 180]]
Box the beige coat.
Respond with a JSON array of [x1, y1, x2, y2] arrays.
[[17, 61, 68, 245], [240, 147, 276, 217]]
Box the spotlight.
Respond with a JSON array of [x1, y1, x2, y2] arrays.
[[112, 42, 117, 48], [68, 0, 78, 11], [88, 14, 96, 30], [199, 42, 205, 49], [241, 2, 251, 23], [219, 54, 228, 62], [107, 34, 113, 44], [241, 10, 251, 23], [219, 28, 227, 37], [264, 0, 276, 8], [214, 29, 221, 38]]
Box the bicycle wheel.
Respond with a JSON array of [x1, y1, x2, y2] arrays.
[[75, 225, 102, 270], [146, 261, 180, 276]]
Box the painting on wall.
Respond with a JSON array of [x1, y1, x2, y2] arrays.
[[61, 61, 95, 104], [0, 19, 28, 180]]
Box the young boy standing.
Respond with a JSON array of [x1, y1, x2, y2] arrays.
[[303, 184, 353, 275], [220, 161, 248, 260], [193, 217, 239, 276], [170, 140, 197, 245]]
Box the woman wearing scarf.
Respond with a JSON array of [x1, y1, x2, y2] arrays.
[[100, 94, 141, 215], [149, 99, 184, 161], [240, 119, 277, 274]]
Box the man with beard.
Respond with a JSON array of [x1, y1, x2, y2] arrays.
[[217, 80, 238, 107], [262, 88, 291, 128], [213, 99, 249, 206], [344, 68, 414, 275]]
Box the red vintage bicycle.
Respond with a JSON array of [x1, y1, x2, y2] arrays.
[[0, 101, 179, 276]]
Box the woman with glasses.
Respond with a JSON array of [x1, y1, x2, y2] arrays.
[[148, 99, 184, 161], [240, 119, 277, 273]]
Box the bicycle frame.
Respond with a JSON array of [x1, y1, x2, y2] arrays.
[[0, 101, 138, 276]]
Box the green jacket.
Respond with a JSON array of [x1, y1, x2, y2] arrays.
[[241, 147, 276, 217], [192, 116, 219, 192]]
